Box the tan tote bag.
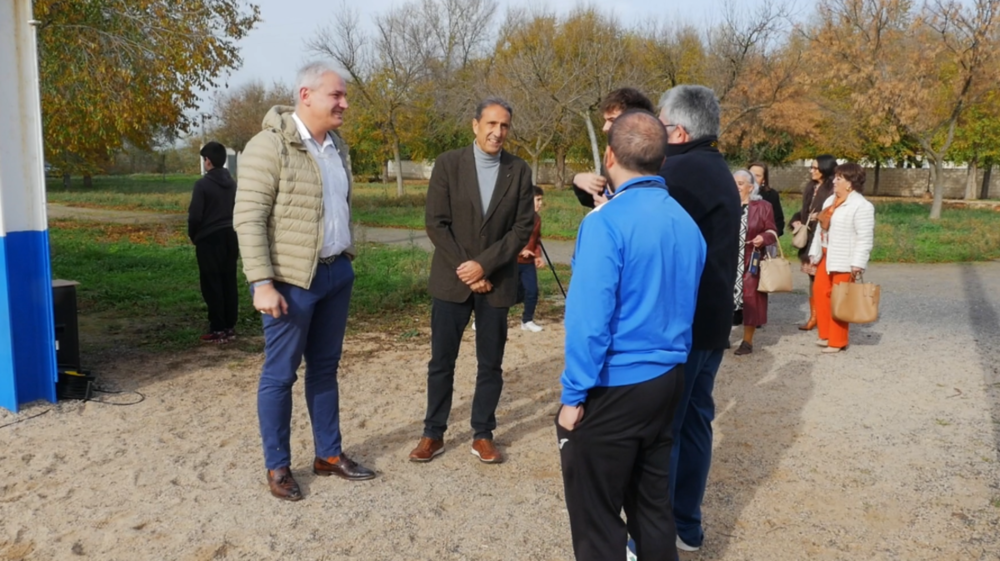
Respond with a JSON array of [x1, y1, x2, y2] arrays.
[[791, 218, 811, 249], [831, 273, 880, 323], [758, 233, 793, 293]]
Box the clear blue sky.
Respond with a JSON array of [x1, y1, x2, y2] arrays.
[[215, 0, 817, 97]]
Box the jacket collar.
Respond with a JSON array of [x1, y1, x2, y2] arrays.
[[461, 146, 515, 225], [262, 105, 348, 154], [665, 135, 720, 158]]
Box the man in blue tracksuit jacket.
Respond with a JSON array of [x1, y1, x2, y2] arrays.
[[557, 110, 707, 561]]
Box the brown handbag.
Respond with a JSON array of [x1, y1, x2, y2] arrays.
[[831, 273, 880, 323], [758, 235, 792, 293]]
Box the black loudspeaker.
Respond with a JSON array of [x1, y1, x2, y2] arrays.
[[52, 280, 81, 370]]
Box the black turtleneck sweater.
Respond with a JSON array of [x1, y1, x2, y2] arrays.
[[659, 136, 742, 350], [188, 167, 237, 243]]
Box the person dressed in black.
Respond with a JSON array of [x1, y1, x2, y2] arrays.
[[657, 85, 742, 553], [189, 141, 239, 343], [749, 161, 784, 236]]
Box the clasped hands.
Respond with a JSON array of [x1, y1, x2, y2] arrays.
[[457, 260, 491, 293]]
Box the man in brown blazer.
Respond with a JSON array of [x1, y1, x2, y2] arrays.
[[408, 97, 536, 464]]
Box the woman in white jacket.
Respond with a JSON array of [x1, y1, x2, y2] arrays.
[[807, 163, 875, 353]]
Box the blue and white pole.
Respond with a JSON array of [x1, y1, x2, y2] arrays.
[[0, 0, 58, 412]]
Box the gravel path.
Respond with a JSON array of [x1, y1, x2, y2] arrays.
[[9, 205, 995, 560]]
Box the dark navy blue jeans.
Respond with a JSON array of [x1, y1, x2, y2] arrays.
[[668, 347, 725, 548], [517, 263, 539, 323], [256, 256, 353, 470]]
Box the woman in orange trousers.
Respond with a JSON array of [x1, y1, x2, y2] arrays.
[[807, 163, 875, 353]]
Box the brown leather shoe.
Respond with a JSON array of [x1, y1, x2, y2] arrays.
[[733, 341, 753, 356], [408, 437, 445, 462], [266, 467, 303, 501], [471, 438, 503, 464], [313, 454, 376, 481]]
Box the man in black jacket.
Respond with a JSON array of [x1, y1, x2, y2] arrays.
[[657, 85, 741, 553], [189, 141, 239, 343]]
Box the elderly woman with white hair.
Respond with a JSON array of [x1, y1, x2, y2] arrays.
[[732, 169, 778, 355]]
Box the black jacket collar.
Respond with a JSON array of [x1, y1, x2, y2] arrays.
[[665, 135, 720, 158]]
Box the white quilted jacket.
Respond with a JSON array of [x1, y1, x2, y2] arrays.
[[808, 191, 875, 273], [234, 106, 354, 289]]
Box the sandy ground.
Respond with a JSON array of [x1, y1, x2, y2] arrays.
[[2, 258, 1000, 560]]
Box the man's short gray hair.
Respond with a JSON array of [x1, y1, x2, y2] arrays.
[[475, 97, 513, 120], [733, 169, 762, 201], [296, 61, 342, 92], [658, 85, 721, 140]]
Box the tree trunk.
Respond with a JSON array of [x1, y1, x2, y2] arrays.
[[392, 137, 404, 198], [872, 161, 880, 196], [582, 111, 601, 174], [381, 160, 388, 184], [62, 172, 71, 189], [83, 174, 93, 189], [981, 159, 994, 200], [965, 157, 978, 200], [530, 153, 539, 186], [929, 157, 945, 220], [555, 145, 567, 189]]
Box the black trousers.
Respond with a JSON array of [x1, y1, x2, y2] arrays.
[[424, 295, 509, 441], [557, 366, 684, 561], [195, 229, 239, 332]]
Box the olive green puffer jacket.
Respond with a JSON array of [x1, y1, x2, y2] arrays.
[[234, 105, 354, 289]]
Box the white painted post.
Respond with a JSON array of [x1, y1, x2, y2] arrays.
[[0, 0, 58, 411]]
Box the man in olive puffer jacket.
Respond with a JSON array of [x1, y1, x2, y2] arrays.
[[234, 61, 375, 502]]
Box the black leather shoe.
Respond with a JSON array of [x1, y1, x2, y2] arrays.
[[734, 341, 753, 356], [266, 467, 303, 501], [313, 454, 376, 481]]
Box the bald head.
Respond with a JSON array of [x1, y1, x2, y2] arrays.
[[606, 110, 668, 175]]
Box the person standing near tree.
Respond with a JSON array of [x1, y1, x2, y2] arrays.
[[189, 141, 239, 344], [572, 88, 655, 208], [408, 97, 536, 465], [235, 61, 376, 502]]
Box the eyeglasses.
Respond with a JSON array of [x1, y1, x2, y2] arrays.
[[663, 123, 679, 131]]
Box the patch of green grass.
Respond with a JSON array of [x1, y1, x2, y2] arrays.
[[50, 177, 1000, 262], [777, 196, 1000, 262], [47, 174, 196, 214], [49, 219, 441, 352], [351, 182, 588, 239]]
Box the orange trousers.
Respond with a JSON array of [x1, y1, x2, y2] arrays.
[[814, 251, 852, 349]]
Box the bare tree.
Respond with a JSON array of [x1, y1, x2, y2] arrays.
[[209, 80, 292, 152], [309, 3, 432, 196]]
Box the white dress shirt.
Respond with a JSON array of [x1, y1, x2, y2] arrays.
[[291, 112, 351, 259]]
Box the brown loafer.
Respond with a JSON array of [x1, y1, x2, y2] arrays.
[[408, 437, 445, 462], [471, 438, 503, 464], [313, 454, 376, 481], [733, 341, 753, 356], [266, 467, 303, 501]]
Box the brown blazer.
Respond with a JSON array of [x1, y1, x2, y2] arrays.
[[425, 146, 536, 307]]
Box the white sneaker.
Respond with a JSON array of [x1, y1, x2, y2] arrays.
[[521, 321, 543, 332], [676, 536, 700, 552]]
